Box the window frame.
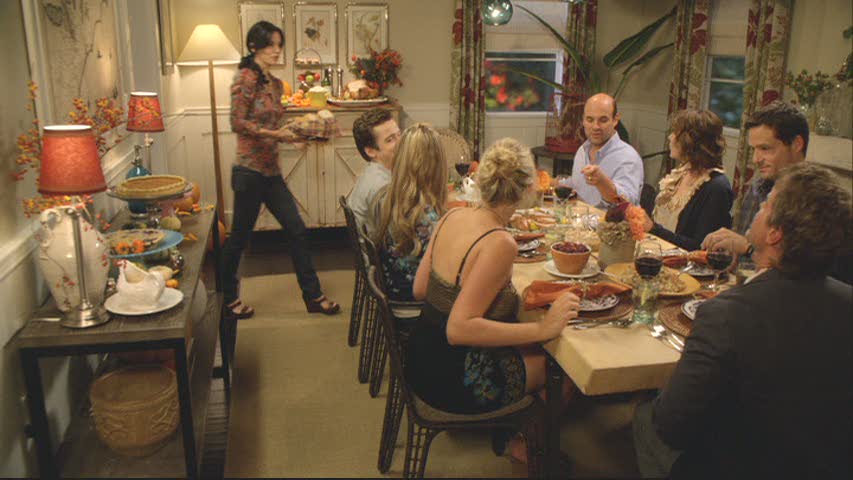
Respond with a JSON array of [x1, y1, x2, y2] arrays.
[[484, 48, 565, 117], [702, 54, 746, 136]]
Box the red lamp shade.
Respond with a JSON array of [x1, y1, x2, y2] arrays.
[[126, 91, 165, 132], [38, 125, 107, 195]]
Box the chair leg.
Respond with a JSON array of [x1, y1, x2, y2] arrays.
[[347, 269, 365, 347], [377, 373, 405, 473], [357, 296, 376, 383], [402, 420, 438, 479], [523, 414, 546, 478], [368, 320, 387, 398]]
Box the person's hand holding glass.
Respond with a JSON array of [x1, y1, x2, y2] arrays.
[[632, 240, 663, 325], [706, 238, 735, 292]]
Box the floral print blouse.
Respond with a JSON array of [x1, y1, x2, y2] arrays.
[[230, 68, 285, 176], [380, 207, 440, 302]]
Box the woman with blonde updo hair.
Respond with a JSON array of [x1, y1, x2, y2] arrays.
[[373, 123, 447, 301], [641, 109, 734, 250], [406, 138, 580, 462]]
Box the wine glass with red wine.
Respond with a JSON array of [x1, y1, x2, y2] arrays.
[[454, 162, 471, 178], [634, 240, 663, 279], [707, 239, 734, 292]]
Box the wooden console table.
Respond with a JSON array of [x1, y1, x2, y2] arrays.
[[12, 208, 232, 478]]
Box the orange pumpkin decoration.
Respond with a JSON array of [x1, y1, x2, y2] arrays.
[[190, 183, 201, 204], [174, 191, 194, 213], [537, 170, 552, 191]]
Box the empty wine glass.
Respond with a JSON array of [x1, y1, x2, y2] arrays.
[[707, 238, 734, 292]]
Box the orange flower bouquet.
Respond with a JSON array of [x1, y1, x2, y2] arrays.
[[597, 200, 646, 266]]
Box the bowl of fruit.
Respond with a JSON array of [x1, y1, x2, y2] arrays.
[[550, 241, 591, 275]]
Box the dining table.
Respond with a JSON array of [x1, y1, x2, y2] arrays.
[[510, 199, 722, 478]]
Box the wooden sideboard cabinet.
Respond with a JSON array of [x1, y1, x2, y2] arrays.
[[251, 103, 402, 230]]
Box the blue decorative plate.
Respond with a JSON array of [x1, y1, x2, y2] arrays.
[[108, 229, 183, 259]]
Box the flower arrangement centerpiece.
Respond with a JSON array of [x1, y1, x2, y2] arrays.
[[349, 48, 403, 95], [786, 69, 834, 107], [596, 200, 646, 267]]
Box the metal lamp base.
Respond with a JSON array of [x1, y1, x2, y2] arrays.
[[60, 304, 110, 329]]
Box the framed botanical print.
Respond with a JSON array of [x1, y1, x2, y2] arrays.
[[238, 1, 286, 63], [345, 3, 388, 64], [293, 2, 337, 65]]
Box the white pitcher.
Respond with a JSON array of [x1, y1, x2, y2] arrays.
[[116, 261, 166, 308], [37, 204, 110, 312]]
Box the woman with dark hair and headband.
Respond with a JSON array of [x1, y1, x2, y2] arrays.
[[222, 21, 339, 318]]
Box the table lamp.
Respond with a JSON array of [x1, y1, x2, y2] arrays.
[[39, 125, 110, 329], [126, 91, 165, 172], [177, 24, 240, 224]]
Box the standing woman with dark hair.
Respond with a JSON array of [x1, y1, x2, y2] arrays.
[[641, 109, 734, 251], [222, 20, 339, 318]]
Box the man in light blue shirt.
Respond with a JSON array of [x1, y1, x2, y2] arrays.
[[571, 93, 643, 207], [348, 109, 400, 237]]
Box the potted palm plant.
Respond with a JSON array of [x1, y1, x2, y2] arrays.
[[510, 5, 677, 149]]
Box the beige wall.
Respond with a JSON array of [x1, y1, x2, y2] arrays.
[[0, 0, 36, 244], [171, 0, 454, 107], [787, 0, 852, 81]]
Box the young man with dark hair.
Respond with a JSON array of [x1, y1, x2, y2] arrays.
[[635, 163, 852, 479], [348, 108, 400, 236], [703, 101, 808, 250]]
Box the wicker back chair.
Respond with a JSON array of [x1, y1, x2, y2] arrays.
[[436, 128, 474, 176], [364, 266, 545, 478], [339, 196, 368, 348], [358, 226, 422, 399]]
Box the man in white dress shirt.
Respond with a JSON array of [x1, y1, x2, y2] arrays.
[[572, 93, 643, 207], [348, 109, 400, 237]]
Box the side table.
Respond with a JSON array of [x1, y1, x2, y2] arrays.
[[532, 145, 577, 176], [13, 208, 231, 479]]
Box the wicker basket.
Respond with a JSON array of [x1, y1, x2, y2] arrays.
[[90, 365, 179, 457]]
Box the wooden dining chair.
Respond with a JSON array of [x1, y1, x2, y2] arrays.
[[339, 195, 368, 348], [364, 267, 546, 478]]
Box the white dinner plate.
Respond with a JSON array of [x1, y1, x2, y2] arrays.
[[105, 288, 184, 316], [543, 260, 601, 279], [681, 298, 705, 320]]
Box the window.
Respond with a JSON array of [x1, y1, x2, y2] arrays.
[[484, 51, 562, 113], [705, 56, 746, 129]]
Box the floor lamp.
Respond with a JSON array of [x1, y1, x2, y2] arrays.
[[177, 24, 240, 224]]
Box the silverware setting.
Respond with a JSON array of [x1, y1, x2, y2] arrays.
[[650, 324, 684, 352], [571, 318, 633, 330]]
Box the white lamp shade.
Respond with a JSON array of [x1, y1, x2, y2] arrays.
[[177, 24, 240, 65]]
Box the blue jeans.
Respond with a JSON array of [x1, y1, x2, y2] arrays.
[[222, 166, 323, 304]]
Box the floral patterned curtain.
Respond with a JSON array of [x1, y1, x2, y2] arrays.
[[731, 0, 793, 226], [450, 0, 486, 159], [562, 0, 597, 93], [660, 0, 711, 175]]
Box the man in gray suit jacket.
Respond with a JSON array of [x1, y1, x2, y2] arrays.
[[634, 163, 852, 479]]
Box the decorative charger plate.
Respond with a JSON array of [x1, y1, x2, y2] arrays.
[[327, 96, 389, 107], [578, 293, 619, 312], [543, 260, 601, 279], [658, 301, 693, 337], [107, 229, 183, 259], [604, 262, 701, 297]]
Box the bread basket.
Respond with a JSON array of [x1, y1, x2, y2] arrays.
[[89, 365, 179, 457]]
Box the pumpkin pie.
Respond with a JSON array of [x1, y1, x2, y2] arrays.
[[116, 175, 187, 199]]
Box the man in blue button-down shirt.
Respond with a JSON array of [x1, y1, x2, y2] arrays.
[[571, 93, 643, 207]]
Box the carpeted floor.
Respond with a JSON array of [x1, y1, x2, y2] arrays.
[[224, 267, 642, 478]]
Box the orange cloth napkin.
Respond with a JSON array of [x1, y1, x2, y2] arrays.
[[523, 280, 631, 310], [663, 251, 708, 268]]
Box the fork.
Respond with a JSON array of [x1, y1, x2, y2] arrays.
[[572, 318, 632, 330], [650, 324, 684, 352]]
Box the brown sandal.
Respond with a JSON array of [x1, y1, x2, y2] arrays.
[[224, 299, 255, 320], [305, 295, 340, 315]]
